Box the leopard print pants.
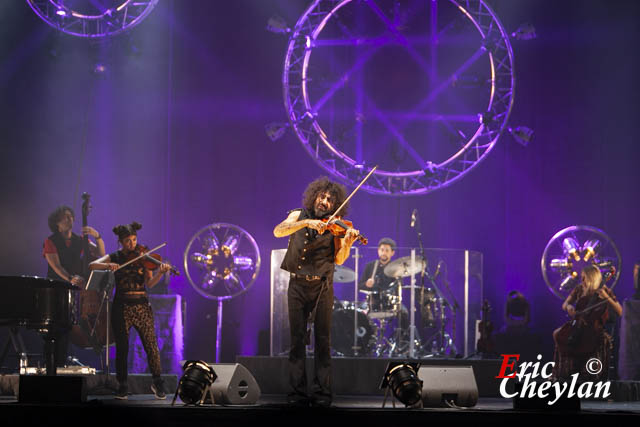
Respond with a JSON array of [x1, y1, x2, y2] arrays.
[[111, 300, 162, 383]]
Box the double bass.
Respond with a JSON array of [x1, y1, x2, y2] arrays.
[[69, 193, 114, 351]]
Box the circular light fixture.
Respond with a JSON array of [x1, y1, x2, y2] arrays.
[[183, 223, 261, 301], [541, 225, 621, 300]]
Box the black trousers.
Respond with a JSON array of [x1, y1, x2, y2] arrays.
[[287, 276, 334, 398]]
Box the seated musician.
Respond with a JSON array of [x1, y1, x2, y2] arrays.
[[90, 222, 170, 400], [552, 265, 622, 381], [358, 237, 398, 293], [358, 238, 408, 329]]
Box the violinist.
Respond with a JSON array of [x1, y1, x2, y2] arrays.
[[89, 221, 170, 400], [274, 177, 359, 407], [43, 205, 106, 367], [552, 265, 622, 381]]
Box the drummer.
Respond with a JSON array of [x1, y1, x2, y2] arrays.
[[358, 237, 398, 293], [359, 237, 409, 331]]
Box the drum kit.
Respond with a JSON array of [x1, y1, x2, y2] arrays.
[[330, 256, 456, 358]]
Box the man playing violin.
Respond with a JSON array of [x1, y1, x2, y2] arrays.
[[274, 177, 359, 407], [90, 221, 171, 400]]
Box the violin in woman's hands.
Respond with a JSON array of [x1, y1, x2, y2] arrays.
[[128, 244, 180, 276]]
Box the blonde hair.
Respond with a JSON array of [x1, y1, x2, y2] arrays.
[[581, 265, 602, 293]]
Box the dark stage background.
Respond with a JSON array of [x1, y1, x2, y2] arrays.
[[0, 1, 638, 366]]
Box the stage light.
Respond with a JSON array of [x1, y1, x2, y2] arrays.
[[562, 237, 581, 261], [422, 161, 437, 177], [511, 23, 537, 41], [550, 258, 572, 271], [266, 14, 290, 34], [508, 126, 534, 147], [582, 239, 600, 262], [264, 122, 289, 142], [559, 272, 578, 291], [380, 362, 423, 407], [172, 360, 217, 405]]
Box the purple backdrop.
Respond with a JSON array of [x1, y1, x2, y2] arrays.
[[1, 0, 639, 366]]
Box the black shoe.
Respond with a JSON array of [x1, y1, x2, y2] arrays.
[[151, 378, 167, 400], [287, 392, 310, 407], [115, 383, 128, 400], [310, 394, 332, 408]]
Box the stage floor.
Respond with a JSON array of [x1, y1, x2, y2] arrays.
[[2, 394, 640, 425]]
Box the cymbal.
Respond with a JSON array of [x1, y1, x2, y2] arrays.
[[359, 289, 378, 295], [333, 265, 355, 283], [383, 256, 426, 278]]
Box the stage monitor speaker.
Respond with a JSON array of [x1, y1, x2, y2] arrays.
[[418, 365, 478, 407], [19, 375, 87, 403], [206, 363, 261, 405]]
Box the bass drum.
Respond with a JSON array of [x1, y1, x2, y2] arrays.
[[331, 307, 375, 356]]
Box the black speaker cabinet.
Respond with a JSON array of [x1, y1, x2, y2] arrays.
[[19, 375, 87, 403], [206, 363, 261, 405], [418, 366, 478, 407]]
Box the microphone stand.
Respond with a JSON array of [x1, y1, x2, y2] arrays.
[[411, 210, 454, 357]]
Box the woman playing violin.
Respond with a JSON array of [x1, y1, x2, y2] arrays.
[[552, 265, 622, 381], [90, 221, 170, 400]]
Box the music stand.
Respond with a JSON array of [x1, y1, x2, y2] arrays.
[[85, 270, 117, 393]]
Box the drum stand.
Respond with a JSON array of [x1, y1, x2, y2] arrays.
[[422, 298, 457, 357], [370, 317, 395, 357]]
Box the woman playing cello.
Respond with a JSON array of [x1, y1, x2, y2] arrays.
[[552, 265, 622, 381]]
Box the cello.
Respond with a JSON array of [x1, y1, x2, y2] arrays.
[[69, 193, 114, 351], [554, 267, 615, 358]]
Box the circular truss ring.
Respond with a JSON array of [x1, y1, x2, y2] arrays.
[[26, 0, 159, 38], [283, 0, 515, 196]]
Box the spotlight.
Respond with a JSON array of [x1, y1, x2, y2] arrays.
[[478, 111, 495, 125], [511, 23, 537, 41], [550, 258, 572, 271], [562, 238, 581, 261], [93, 63, 107, 74], [559, 272, 578, 291], [264, 122, 289, 142], [508, 126, 534, 147], [582, 239, 600, 262], [172, 360, 217, 405], [266, 14, 291, 34], [380, 362, 423, 407], [422, 161, 437, 177]]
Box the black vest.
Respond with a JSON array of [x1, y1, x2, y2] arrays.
[[46, 232, 84, 281], [281, 209, 336, 278]]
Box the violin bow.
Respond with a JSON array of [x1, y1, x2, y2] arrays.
[[116, 242, 167, 271], [325, 165, 378, 224]]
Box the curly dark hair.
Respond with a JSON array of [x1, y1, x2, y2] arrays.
[[47, 205, 74, 233], [112, 221, 142, 241], [302, 177, 349, 217]]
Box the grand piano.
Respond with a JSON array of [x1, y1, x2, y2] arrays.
[[0, 276, 76, 375]]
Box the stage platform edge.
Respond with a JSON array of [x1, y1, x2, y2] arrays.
[[236, 356, 502, 396]]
